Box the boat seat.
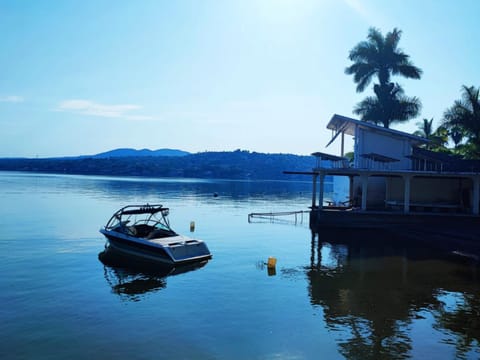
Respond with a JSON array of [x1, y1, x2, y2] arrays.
[[132, 224, 154, 237]]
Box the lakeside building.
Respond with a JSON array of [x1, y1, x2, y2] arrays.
[[286, 114, 480, 254]]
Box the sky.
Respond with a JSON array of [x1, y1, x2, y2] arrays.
[[1, 0, 479, 158]]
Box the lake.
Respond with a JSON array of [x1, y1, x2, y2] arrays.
[[1, 171, 479, 359]]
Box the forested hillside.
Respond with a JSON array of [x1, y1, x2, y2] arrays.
[[0, 150, 315, 180]]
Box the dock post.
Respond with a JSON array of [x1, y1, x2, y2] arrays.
[[312, 173, 318, 208], [349, 175, 354, 206], [318, 172, 325, 210]]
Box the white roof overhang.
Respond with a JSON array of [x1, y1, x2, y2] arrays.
[[326, 114, 430, 147]]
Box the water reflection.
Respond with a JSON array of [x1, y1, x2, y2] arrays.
[[435, 291, 480, 359], [307, 229, 480, 359], [102, 266, 167, 302], [88, 176, 312, 203], [98, 249, 208, 301]]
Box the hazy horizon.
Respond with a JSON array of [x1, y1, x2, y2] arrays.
[[1, 146, 318, 159]]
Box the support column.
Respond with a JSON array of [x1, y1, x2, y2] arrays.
[[403, 174, 411, 214], [473, 175, 480, 215], [341, 132, 345, 157], [311, 174, 318, 209], [318, 173, 325, 210], [349, 175, 354, 206], [360, 174, 368, 211]]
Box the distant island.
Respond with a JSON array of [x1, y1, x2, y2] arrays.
[[0, 148, 315, 181]]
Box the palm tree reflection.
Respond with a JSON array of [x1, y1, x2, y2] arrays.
[[307, 230, 480, 359], [435, 292, 480, 359]]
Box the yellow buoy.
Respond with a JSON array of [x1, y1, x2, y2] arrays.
[[190, 221, 195, 232], [267, 257, 277, 268]]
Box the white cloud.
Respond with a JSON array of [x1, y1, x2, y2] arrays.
[[0, 95, 24, 103], [56, 99, 153, 120]]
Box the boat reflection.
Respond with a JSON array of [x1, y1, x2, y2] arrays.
[[98, 248, 208, 301], [307, 229, 480, 359]]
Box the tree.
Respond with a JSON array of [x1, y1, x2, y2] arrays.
[[414, 118, 434, 138], [346, 27, 422, 128], [430, 126, 450, 152], [443, 85, 480, 159], [353, 83, 421, 128], [449, 126, 465, 149], [412, 118, 450, 152]]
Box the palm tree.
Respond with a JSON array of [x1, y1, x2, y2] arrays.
[[430, 126, 450, 152], [353, 83, 421, 128], [346, 28, 422, 92], [449, 126, 465, 149], [443, 85, 480, 159], [412, 118, 449, 151], [414, 118, 434, 138], [346, 28, 422, 128], [414, 118, 434, 150]]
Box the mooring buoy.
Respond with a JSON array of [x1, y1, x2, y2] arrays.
[[267, 257, 277, 269]]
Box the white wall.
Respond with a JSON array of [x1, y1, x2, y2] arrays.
[[355, 128, 411, 170]]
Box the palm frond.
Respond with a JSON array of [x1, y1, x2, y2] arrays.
[[346, 27, 422, 96], [345, 63, 376, 92], [391, 95, 422, 123], [366, 27, 384, 48], [353, 96, 382, 125], [443, 85, 480, 158], [462, 85, 480, 115], [385, 28, 402, 50], [394, 63, 423, 79], [354, 83, 421, 128]]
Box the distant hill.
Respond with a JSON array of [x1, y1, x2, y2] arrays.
[[90, 148, 190, 158], [0, 149, 315, 180]]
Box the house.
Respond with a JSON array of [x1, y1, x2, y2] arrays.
[[304, 114, 480, 216], [284, 113, 480, 256], [286, 114, 480, 218]]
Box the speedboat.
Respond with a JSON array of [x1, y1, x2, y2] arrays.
[[100, 204, 212, 266]]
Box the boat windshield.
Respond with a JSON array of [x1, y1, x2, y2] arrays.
[[105, 204, 172, 231]]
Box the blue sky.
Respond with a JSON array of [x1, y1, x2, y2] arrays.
[[1, 0, 479, 157]]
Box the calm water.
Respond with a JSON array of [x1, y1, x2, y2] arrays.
[[1, 172, 479, 360]]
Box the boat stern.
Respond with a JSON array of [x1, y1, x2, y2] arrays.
[[160, 236, 212, 264]]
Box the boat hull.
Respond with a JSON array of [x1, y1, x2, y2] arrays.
[[101, 231, 212, 266]]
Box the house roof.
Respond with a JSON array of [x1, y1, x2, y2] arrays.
[[311, 152, 346, 161], [409, 147, 459, 163], [409, 147, 480, 172], [326, 114, 429, 147], [360, 153, 400, 163]]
